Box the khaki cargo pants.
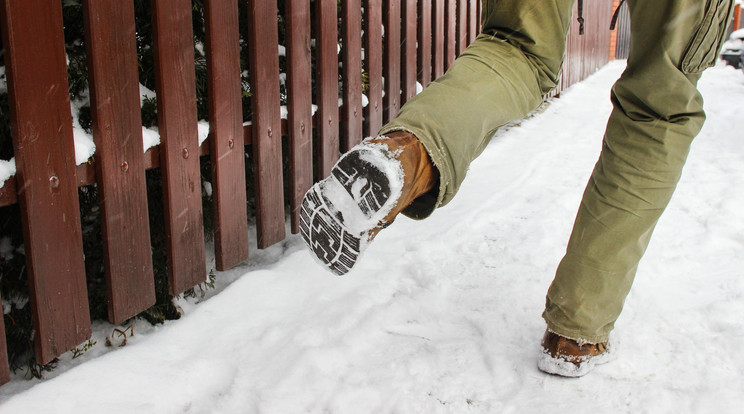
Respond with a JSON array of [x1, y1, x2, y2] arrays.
[[379, 0, 735, 343]]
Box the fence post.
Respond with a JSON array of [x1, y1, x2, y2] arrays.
[[204, 0, 251, 269], [246, 0, 286, 248], [285, 0, 315, 233], [0, 0, 91, 364], [151, 0, 207, 294], [82, 0, 156, 324]]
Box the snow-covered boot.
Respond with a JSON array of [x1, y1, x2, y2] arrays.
[[300, 131, 437, 275], [537, 330, 614, 377]]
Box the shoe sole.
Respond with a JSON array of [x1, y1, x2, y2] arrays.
[[300, 149, 393, 275], [537, 346, 616, 378]]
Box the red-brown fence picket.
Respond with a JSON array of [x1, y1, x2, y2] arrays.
[[384, 0, 402, 125], [0, 0, 618, 386], [365, 0, 384, 137], [83, 0, 156, 323], [445, 0, 457, 70], [152, 0, 208, 295], [205, 0, 251, 270], [1, 0, 92, 367], [432, 0, 445, 79], [418, 0, 433, 87], [401, 0, 418, 105], [286, 0, 315, 233], [246, 0, 285, 249], [315, 0, 340, 178], [342, 0, 364, 152]]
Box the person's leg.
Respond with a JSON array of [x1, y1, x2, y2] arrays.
[[302, 0, 576, 274], [380, 0, 576, 219], [542, 0, 734, 354]]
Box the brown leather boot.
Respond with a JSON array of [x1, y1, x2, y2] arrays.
[[300, 131, 437, 275], [537, 330, 613, 377]]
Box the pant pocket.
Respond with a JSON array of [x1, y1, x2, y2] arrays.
[[680, 0, 735, 73]]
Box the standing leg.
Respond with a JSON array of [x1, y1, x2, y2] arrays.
[[540, 0, 735, 376]]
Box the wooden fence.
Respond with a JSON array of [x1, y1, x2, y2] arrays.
[[0, 0, 615, 385]]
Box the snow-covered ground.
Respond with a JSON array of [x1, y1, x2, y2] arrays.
[[1, 60, 743, 413]]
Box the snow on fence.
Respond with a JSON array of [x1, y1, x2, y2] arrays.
[[0, 0, 614, 386]]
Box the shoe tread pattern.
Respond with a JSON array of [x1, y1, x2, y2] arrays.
[[300, 149, 392, 275]]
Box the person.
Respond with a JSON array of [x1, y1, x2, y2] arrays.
[[300, 0, 736, 377]]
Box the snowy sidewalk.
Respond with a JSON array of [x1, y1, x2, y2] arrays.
[[1, 61, 743, 413]]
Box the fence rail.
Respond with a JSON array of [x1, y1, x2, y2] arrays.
[[0, 0, 614, 385]]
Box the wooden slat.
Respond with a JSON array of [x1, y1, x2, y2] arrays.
[[364, 0, 384, 137], [383, 0, 401, 124], [401, 0, 418, 105], [286, 0, 314, 233], [246, 0, 286, 248], [468, 0, 477, 43], [0, 296, 9, 385], [476, 0, 482, 34], [82, 0, 155, 323], [204, 0, 250, 269], [342, 0, 364, 150], [0, 177, 16, 207], [151, 0, 207, 294], [315, 0, 340, 177], [444, 0, 456, 70], [418, 0, 432, 87], [457, 0, 468, 54], [0, 0, 91, 364], [432, 0, 445, 79]]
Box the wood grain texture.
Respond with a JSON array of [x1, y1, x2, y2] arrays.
[[314, 0, 340, 177], [383, 0, 402, 124], [83, 0, 156, 324], [151, 0, 207, 294], [246, 0, 286, 248], [205, 0, 250, 268], [365, 0, 383, 136], [285, 0, 314, 233], [401, 0, 418, 105], [0, 0, 91, 364], [342, 0, 364, 151], [432, 0, 445, 79], [418, 0, 432, 87]]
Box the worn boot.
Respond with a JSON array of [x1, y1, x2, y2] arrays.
[[300, 131, 438, 275], [537, 330, 614, 377]]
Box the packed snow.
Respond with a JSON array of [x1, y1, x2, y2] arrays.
[[1, 60, 743, 413]]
